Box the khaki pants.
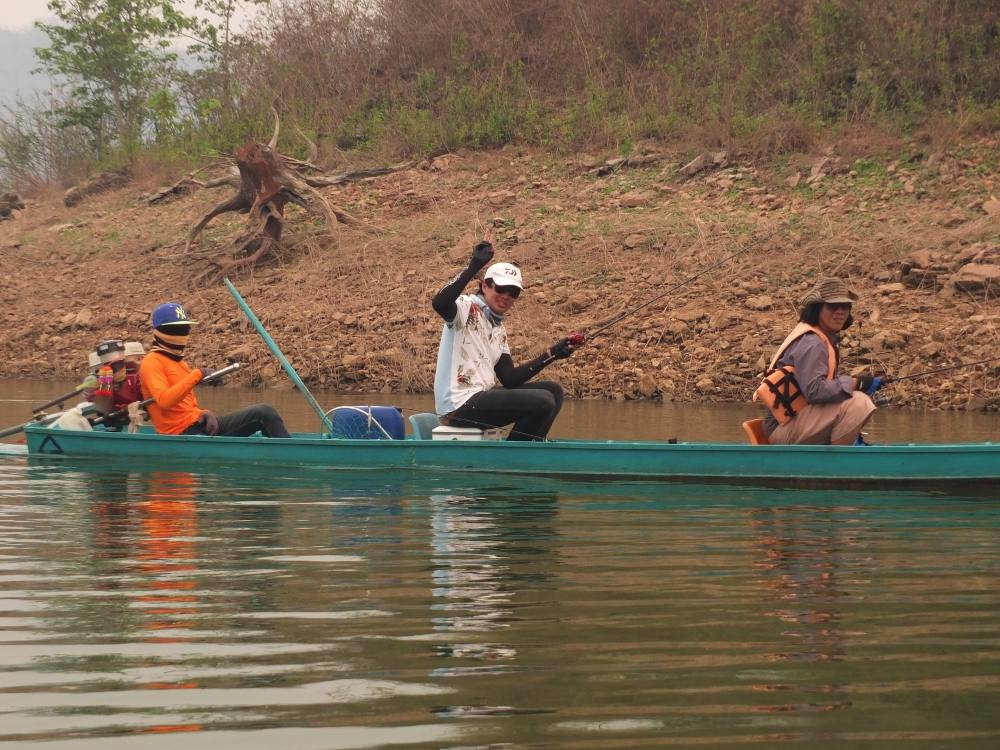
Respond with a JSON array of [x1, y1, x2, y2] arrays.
[[769, 392, 877, 445]]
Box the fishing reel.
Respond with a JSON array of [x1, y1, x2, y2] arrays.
[[568, 332, 586, 346]]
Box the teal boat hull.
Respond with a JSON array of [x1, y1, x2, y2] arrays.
[[20, 424, 1000, 487]]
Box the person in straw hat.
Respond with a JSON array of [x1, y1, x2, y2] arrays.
[[753, 276, 884, 445]]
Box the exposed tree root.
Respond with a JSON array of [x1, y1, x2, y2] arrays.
[[177, 109, 412, 279]]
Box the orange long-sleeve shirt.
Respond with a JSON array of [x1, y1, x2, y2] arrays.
[[138, 352, 206, 434]]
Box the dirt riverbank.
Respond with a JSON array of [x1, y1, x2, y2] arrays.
[[1, 133, 998, 412]]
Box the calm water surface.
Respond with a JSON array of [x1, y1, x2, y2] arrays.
[[1, 381, 999, 748]]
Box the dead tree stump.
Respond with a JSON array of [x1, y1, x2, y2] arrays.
[[185, 110, 368, 282], [178, 110, 417, 282]]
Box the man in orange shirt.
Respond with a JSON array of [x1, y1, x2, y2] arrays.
[[139, 302, 290, 438]]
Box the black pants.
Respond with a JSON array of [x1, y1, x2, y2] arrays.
[[448, 381, 564, 441], [183, 404, 291, 438]]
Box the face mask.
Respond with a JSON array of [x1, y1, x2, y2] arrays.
[[472, 294, 504, 326], [153, 329, 189, 356]]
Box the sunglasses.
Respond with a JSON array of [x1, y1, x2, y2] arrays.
[[492, 284, 521, 299], [824, 302, 852, 311]]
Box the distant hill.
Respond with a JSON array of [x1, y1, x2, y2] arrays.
[[0, 27, 53, 105]]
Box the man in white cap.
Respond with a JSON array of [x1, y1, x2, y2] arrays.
[[431, 234, 577, 440]]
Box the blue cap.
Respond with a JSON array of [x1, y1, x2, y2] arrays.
[[152, 302, 199, 328]]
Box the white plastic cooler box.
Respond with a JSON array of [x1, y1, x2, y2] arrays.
[[431, 425, 504, 441]]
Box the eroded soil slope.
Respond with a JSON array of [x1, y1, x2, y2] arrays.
[[1, 135, 998, 412]]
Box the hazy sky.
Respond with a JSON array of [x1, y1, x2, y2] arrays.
[[0, 1, 259, 103], [3, 0, 260, 30], [3, 0, 68, 31]]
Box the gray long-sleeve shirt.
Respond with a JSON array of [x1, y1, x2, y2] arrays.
[[763, 331, 853, 434]]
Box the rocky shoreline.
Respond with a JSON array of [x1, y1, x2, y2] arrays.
[[1, 138, 997, 412]]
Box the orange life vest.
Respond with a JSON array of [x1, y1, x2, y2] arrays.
[[753, 323, 838, 425]]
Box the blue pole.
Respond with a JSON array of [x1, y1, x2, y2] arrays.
[[224, 278, 333, 433]]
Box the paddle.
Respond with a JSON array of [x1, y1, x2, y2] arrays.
[[223, 278, 334, 434], [90, 362, 243, 428], [31, 375, 99, 414]]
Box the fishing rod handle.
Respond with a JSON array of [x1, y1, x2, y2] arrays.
[[202, 362, 242, 382]]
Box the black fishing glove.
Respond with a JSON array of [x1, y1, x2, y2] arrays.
[[201, 411, 219, 435], [200, 367, 223, 386], [545, 337, 576, 363], [855, 375, 884, 396], [470, 240, 494, 271]]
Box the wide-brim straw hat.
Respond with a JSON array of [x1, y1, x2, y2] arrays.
[[799, 276, 859, 307]]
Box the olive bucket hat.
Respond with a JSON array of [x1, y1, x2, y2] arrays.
[[799, 276, 859, 308]]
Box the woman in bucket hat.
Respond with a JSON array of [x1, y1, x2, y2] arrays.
[[753, 276, 884, 445], [431, 235, 578, 440], [138, 301, 291, 438]]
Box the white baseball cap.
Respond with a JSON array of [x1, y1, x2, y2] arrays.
[[484, 262, 524, 289]]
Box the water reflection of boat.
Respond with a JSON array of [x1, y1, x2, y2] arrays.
[[20, 422, 1000, 488]]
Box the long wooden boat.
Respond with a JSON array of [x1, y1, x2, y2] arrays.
[[19, 422, 1000, 488]]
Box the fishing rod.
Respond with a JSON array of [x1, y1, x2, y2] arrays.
[[886, 355, 1000, 384], [0, 407, 89, 440], [31, 375, 99, 414], [421, 227, 778, 438], [578, 225, 779, 343], [0, 364, 241, 440], [90, 362, 242, 427]]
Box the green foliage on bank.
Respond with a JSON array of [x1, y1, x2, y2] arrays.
[[2, 0, 1000, 189]]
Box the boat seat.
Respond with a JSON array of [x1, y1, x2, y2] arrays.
[[742, 419, 770, 445], [408, 412, 441, 440]]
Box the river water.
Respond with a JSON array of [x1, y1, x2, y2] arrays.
[[1, 380, 998, 748]]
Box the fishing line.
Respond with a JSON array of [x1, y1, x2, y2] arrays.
[[581, 224, 780, 342], [887, 355, 1000, 383]]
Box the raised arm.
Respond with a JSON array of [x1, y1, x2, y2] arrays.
[[432, 238, 494, 322]]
